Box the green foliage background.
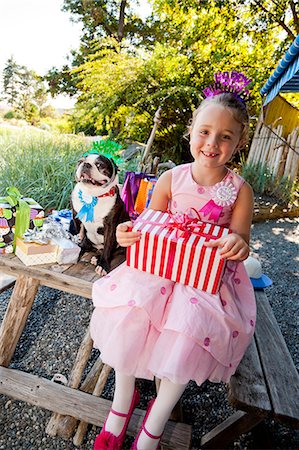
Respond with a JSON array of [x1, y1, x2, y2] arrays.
[[64, 0, 295, 163], [1, 0, 298, 207]]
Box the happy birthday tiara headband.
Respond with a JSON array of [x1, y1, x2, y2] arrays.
[[202, 71, 252, 102]]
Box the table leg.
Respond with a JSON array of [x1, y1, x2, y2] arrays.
[[0, 274, 39, 367]]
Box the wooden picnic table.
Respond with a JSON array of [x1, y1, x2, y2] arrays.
[[0, 253, 298, 449]]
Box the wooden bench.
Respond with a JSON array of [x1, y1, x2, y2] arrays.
[[201, 289, 299, 448], [0, 253, 298, 448]]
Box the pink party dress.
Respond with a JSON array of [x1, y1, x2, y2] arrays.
[[90, 164, 256, 386]]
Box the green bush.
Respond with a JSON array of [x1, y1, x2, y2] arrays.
[[4, 111, 14, 119], [241, 161, 298, 205]]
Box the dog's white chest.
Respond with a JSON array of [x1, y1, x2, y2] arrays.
[[72, 185, 116, 249]]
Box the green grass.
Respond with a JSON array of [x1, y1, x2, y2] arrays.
[[0, 127, 89, 212], [0, 127, 139, 213]]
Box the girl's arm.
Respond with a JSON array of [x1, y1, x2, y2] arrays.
[[205, 182, 254, 261], [116, 170, 172, 247]]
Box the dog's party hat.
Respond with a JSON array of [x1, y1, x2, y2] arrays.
[[83, 140, 123, 165]]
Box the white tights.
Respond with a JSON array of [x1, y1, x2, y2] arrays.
[[104, 371, 187, 450]]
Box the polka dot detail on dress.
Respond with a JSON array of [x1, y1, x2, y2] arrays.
[[221, 298, 227, 306], [128, 300, 136, 306], [233, 278, 241, 285], [110, 284, 117, 291], [197, 187, 205, 194], [250, 319, 254, 326], [160, 287, 166, 295], [172, 200, 177, 208], [232, 330, 239, 338], [190, 297, 198, 304], [204, 337, 210, 346]]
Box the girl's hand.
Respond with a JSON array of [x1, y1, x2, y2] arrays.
[[116, 221, 141, 247], [204, 232, 249, 261]]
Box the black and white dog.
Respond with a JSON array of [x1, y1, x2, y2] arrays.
[[71, 153, 129, 274]]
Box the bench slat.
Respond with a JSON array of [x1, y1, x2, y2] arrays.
[[228, 331, 271, 415], [0, 367, 191, 449], [254, 290, 299, 427], [200, 410, 264, 449]]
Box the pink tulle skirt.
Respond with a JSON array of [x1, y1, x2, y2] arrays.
[[90, 261, 256, 386]]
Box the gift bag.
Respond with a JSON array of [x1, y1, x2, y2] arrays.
[[134, 178, 157, 214], [121, 172, 157, 219]]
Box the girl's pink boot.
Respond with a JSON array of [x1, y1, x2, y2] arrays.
[[130, 399, 162, 450], [94, 388, 140, 450]]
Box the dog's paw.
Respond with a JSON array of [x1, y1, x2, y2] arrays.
[[90, 256, 98, 266], [95, 265, 107, 277], [73, 234, 82, 244]]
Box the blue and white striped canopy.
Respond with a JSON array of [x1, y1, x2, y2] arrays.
[[260, 34, 299, 106]]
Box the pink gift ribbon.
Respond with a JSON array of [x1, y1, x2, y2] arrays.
[[199, 199, 223, 222], [135, 211, 216, 240]]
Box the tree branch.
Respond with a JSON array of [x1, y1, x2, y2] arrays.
[[290, 1, 299, 34], [117, 0, 127, 42], [253, 0, 296, 41]]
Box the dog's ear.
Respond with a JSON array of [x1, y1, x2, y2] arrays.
[[110, 158, 118, 174]]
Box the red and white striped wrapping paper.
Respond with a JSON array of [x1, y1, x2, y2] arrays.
[[126, 209, 231, 294]]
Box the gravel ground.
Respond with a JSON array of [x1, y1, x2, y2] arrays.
[[0, 217, 298, 450]]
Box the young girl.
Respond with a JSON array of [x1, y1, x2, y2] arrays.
[[90, 71, 256, 450]]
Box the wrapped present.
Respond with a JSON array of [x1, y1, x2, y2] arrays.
[[0, 198, 14, 252], [48, 209, 72, 232], [0, 187, 44, 252], [16, 219, 80, 265], [51, 236, 80, 264], [15, 237, 57, 266], [127, 209, 231, 294]]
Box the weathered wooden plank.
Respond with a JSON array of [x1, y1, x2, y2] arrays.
[[228, 338, 271, 415], [0, 367, 191, 449], [73, 364, 112, 446], [200, 410, 265, 449], [63, 261, 99, 282], [46, 357, 104, 439], [46, 327, 94, 438], [255, 290, 299, 427], [0, 275, 39, 367], [0, 254, 92, 298], [0, 272, 15, 293]]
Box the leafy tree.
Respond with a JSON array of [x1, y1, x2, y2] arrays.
[[46, 0, 157, 98], [243, 0, 299, 42], [71, 0, 283, 162], [2, 56, 21, 107], [2, 58, 51, 125]]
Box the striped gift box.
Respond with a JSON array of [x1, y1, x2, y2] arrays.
[[127, 209, 231, 294]]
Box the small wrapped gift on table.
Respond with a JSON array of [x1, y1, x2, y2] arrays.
[[127, 209, 231, 294], [15, 237, 57, 266], [48, 209, 72, 232], [51, 236, 81, 264]]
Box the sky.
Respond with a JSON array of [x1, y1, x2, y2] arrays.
[[0, 0, 152, 109], [0, 0, 82, 108]]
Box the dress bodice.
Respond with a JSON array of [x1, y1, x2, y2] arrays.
[[170, 163, 245, 227]]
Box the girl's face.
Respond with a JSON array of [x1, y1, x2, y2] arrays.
[[190, 104, 242, 168]]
